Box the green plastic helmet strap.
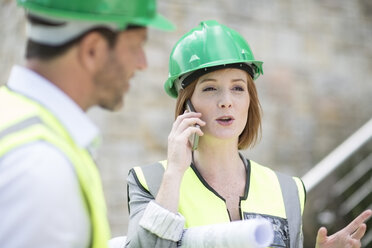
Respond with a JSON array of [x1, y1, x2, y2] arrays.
[[180, 63, 254, 90]]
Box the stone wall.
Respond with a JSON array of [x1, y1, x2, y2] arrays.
[[1, 0, 371, 241]]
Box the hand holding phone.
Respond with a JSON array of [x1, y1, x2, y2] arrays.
[[185, 100, 200, 150]]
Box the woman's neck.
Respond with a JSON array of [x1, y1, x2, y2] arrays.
[[192, 138, 245, 181]]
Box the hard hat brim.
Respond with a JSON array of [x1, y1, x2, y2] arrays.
[[164, 60, 263, 98], [145, 13, 175, 31], [130, 13, 175, 31]]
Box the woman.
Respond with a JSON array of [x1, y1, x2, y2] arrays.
[[125, 20, 371, 248]]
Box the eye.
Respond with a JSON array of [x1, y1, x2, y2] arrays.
[[202, 86, 216, 92], [232, 86, 245, 91]]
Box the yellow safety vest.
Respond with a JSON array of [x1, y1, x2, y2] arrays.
[[0, 86, 110, 248], [131, 158, 305, 248]]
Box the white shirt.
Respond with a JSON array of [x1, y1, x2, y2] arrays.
[[0, 66, 100, 248]]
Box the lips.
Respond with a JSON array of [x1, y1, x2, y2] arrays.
[[216, 115, 234, 126]]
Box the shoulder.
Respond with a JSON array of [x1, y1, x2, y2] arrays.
[[131, 160, 167, 171], [247, 158, 306, 211], [247, 159, 279, 177], [129, 160, 167, 178], [248, 159, 303, 185], [128, 160, 167, 196]]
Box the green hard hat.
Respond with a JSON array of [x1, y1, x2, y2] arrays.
[[17, 0, 175, 30], [164, 20, 263, 98]]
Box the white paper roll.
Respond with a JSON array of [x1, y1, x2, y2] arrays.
[[181, 219, 273, 248], [108, 236, 127, 248]]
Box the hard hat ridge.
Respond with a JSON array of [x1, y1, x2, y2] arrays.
[[17, 0, 175, 44]]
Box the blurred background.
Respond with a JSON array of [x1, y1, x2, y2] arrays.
[[1, 0, 371, 247]]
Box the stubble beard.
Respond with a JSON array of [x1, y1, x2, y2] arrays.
[[93, 53, 128, 111]]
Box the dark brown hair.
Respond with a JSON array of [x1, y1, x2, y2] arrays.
[[175, 71, 262, 149]]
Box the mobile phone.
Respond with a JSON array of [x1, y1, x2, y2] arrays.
[[186, 99, 200, 150]]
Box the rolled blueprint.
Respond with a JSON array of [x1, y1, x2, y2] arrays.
[[181, 218, 273, 248], [108, 219, 273, 248], [108, 236, 127, 248]]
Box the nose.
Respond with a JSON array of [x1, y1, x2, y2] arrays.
[[137, 49, 148, 70], [218, 92, 232, 108]]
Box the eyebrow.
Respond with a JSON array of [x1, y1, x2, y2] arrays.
[[199, 78, 217, 84], [232, 78, 247, 83]]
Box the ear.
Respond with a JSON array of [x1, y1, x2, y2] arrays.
[[77, 32, 109, 74]]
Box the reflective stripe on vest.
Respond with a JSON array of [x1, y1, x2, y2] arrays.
[[132, 158, 305, 248], [277, 172, 303, 248], [0, 86, 110, 248]]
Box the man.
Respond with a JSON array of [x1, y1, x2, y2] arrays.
[[0, 0, 174, 247]]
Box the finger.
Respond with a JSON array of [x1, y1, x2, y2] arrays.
[[350, 239, 361, 248], [173, 112, 203, 130], [168, 123, 204, 151], [169, 125, 204, 147], [192, 126, 204, 136], [351, 223, 367, 240], [173, 127, 204, 148], [316, 227, 328, 244], [344, 209, 372, 234], [183, 126, 204, 139], [174, 117, 205, 135], [180, 111, 202, 119]]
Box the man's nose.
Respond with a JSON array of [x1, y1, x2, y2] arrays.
[[137, 49, 147, 70]]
